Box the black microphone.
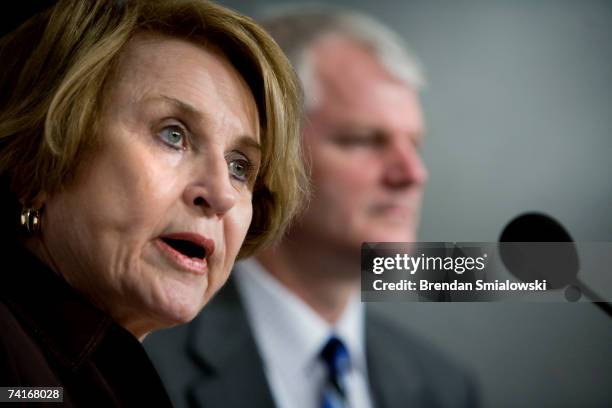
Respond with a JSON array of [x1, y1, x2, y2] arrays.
[[499, 212, 612, 319]]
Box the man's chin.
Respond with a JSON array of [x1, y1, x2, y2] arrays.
[[358, 224, 416, 242], [322, 228, 417, 253]]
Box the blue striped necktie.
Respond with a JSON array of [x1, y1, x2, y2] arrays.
[[320, 336, 350, 408]]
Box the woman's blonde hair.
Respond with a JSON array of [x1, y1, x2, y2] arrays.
[[0, 0, 308, 257]]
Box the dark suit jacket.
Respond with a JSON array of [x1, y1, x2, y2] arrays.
[[145, 277, 479, 408], [0, 243, 173, 407]]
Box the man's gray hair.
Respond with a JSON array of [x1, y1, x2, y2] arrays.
[[259, 4, 425, 109]]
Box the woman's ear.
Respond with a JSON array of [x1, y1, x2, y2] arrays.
[[27, 192, 48, 210]]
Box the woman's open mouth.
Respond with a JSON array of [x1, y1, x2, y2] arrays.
[[154, 233, 215, 275], [162, 237, 207, 258]]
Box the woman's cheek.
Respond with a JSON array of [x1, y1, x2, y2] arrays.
[[227, 199, 253, 256]]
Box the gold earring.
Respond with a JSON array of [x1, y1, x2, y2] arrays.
[[20, 207, 41, 235]]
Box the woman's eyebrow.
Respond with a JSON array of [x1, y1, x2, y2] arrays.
[[237, 136, 261, 151], [156, 95, 205, 120], [145, 95, 261, 151], [234, 135, 262, 161]]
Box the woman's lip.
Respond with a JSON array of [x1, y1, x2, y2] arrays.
[[159, 232, 215, 258], [154, 238, 208, 275]]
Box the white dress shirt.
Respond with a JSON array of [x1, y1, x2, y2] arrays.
[[234, 259, 375, 408]]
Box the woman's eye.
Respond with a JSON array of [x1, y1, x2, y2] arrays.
[[158, 125, 186, 149], [228, 157, 252, 182]]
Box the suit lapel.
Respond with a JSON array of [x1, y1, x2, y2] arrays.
[[365, 309, 427, 408], [184, 282, 431, 408], [186, 278, 276, 408]]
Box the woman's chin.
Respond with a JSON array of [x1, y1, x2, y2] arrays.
[[159, 296, 206, 327], [138, 304, 199, 335], [146, 283, 209, 329]]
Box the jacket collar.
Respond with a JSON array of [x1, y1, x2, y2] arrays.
[[1, 243, 113, 370], [365, 308, 429, 408], [185, 277, 276, 408], [184, 276, 432, 408]]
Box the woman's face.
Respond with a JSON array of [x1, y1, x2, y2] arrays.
[[38, 33, 260, 337]]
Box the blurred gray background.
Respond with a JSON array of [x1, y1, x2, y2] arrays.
[[220, 0, 612, 407]]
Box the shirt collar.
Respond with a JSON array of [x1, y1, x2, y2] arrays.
[[234, 258, 366, 375], [335, 290, 367, 373]]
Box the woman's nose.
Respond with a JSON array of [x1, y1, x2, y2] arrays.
[[183, 158, 237, 217]]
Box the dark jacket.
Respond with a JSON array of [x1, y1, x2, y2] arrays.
[[0, 243, 173, 407], [145, 277, 479, 408]]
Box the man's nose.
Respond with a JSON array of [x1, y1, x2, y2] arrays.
[[382, 141, 428, 188], [183, 156, 237, 217]]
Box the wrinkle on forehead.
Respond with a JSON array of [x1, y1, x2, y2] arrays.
[[308, 36, 424, 140], [105, 31, 259, 143], [312, 36, 405, 103]]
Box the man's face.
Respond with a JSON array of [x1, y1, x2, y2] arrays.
[[295, 37, 428, 252]]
